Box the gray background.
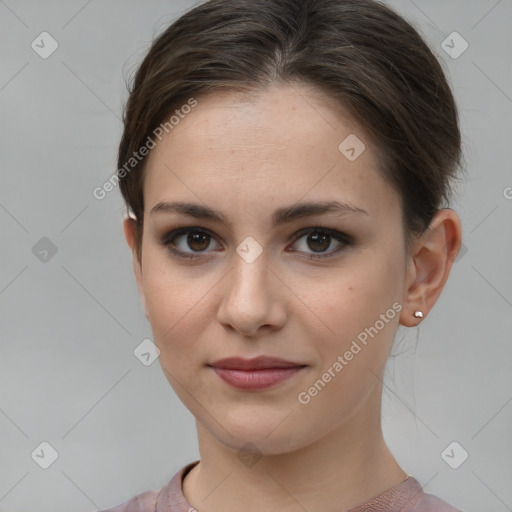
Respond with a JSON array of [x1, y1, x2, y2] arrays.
[[1, 1, 511, 511]]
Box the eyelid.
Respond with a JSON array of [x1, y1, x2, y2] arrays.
[[290, 226, 352, 245]]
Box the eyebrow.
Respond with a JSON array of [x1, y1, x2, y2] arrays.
[[150, 200, 368, 228]]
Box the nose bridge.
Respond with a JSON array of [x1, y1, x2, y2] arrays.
[[217, 238, 286, 334], [230, 239, 270, 297]]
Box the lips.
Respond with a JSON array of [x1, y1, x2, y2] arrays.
[[208, 356, 305, 370], [207, 356, 307, 390]]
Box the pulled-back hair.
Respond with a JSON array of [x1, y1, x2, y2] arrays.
[[117, 0, 462, 258]]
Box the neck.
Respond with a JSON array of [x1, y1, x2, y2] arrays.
[[182, 389, 408, 512]]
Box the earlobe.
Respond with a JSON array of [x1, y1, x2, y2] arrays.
[[123, 217, 149, 320], [399, 209, 462, 327]]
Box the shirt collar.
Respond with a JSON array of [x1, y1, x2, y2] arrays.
[[156, 460, 423, 512]]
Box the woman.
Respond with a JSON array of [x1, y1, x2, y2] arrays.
[[104, 0, 464, 510]]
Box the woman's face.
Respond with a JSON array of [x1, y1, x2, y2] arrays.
[[132, 83, 411, 454]]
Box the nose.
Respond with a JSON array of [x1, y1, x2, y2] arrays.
[[216, 249, 287, 337]]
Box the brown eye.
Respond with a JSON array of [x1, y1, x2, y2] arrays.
[[305, 231, 332, 252], [160, 227, 221, 259], [289, 228, 351, 260], [186, 231, 211, 252], [160, 226, 351, 261]]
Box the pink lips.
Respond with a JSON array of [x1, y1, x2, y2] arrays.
[[208, 356, 307, 390]]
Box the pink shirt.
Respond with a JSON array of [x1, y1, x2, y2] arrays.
[[101, 460, 463, 512]]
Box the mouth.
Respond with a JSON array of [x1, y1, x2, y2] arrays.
[[207, 356, 307, 390], [208, 356, 306, 370]]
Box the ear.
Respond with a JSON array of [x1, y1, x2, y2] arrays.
[[123, 217, 149, 320], [399, 209, 462, 327]]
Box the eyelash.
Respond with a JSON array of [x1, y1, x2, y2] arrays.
[[159, 226, 352, 261]]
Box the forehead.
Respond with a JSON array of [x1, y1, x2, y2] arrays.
[[143, 82, 397, 219], [162, 83, 363, 155]]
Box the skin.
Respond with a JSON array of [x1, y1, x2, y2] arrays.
[[123, 82, 462, 512]]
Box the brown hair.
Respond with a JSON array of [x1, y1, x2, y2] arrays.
[[117, 0, 462, 260]]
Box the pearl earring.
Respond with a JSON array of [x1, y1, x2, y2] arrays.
[[413, 311, 424, 319]]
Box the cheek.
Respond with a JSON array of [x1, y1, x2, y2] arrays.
[[140, 252, 209, 356], [349, 235, 405, 305], [306, 247, 404, 362], [297, 268, 402, 420]]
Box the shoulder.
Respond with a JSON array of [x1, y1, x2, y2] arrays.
[[409, 486, 464, 512], [99, 488, 162, 512], [98, 460, 198, 512]]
